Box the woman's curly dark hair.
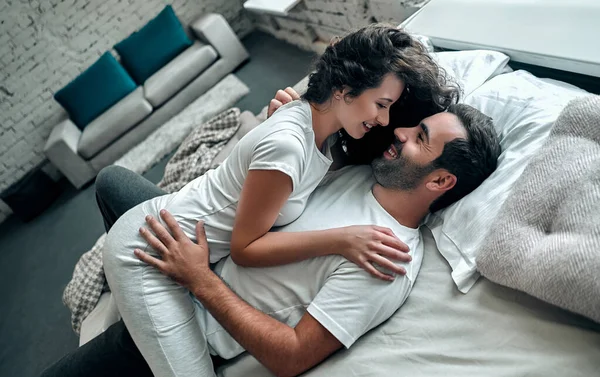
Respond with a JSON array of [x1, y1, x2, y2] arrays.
[[302, 24, 460, 164]]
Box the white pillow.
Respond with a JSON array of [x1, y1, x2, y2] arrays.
[[289, 50, 510, 102], [426, 70, 589, 293], [432, 50, 511, 97]]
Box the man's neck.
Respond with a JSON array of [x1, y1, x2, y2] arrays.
[[371, 184, 430, 229]]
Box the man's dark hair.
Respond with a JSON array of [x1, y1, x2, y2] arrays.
[[429, 104, 502, 212]]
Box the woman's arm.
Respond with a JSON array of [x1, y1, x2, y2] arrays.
[[229, 169, 340, 265], [230, 170, 410, 280]]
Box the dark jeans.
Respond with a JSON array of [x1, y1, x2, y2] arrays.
[[40, 166, 165, 377]]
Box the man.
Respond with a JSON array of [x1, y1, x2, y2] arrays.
[[41, 91, 500, 377]]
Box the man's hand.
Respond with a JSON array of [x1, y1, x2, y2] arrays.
[[267, 87, 300, 118], [134, 210, 210, 292]]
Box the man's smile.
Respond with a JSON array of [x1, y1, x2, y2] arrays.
[[383, 143, 399, 160]]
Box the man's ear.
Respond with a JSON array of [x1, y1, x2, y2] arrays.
[[425, 171, 457, 193]]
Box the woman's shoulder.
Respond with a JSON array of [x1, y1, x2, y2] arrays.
[[267, 100, 312, 133], [236, 100, 313, 156]]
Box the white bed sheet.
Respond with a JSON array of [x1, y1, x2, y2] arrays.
[[218, 228, 600, 377]]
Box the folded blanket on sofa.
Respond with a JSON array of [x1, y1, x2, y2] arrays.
[[477, 96, 600, 323], [63, 108, 241, 334]]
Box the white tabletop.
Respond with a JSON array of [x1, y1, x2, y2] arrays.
[[402, 0, 600, 77], [243, 0, 302, 16]]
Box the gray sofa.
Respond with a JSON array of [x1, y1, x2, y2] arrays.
[[44, 13, 249, 189]]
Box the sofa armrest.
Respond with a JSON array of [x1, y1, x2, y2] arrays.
[[190, 13, 249, 69], [44, 118, 97, 189]]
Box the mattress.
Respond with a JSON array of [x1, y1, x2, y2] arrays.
[[217, 228, 600, 376]]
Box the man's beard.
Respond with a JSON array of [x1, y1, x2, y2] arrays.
[[371, 142, 436, 191]]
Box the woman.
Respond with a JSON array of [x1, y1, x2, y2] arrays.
[[102, 24, 459, 377], [110, 24, 459, 279]]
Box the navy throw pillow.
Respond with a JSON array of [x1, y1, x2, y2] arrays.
[[114, 5, 193, 85], [54, 52, 137, 130]]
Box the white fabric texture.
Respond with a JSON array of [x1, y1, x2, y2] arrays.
[[103, 165, 422, 374], [427, 70, 589, 293], [432, 50, 511, 97], [217, 228, 600, 377], [477, 95, 600, 323], [140, 99, 332, 263], [199, 165, 422, 358]]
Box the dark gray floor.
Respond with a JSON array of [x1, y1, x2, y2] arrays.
[[0, 31, 314, 377]]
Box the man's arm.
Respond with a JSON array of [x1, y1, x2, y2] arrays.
[[193, 273, 342, 377], [267, 87, 299, 118], [135, 211, 342, 377]]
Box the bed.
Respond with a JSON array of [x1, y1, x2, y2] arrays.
[[217, 4, 600, 374], [79, 2, 600, 375], [218, 228, 600, 377]]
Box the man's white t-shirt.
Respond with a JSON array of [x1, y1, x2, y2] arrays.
[[137, 100, 332, 262], [196, 165, 424, 359]]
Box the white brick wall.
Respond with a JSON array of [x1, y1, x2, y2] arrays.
[[0, 0, 253, 196], [0, 0, 252, 223], [252, 0, 429, 53]]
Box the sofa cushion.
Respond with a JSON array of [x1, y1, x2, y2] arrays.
[[54, 52, 137, 130], [114, 5, 193, 85], [143, 42, 218, 107], [77, 87, 152, 159]]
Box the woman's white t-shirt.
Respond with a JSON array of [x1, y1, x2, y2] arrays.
[[138, 100, 333, 263]]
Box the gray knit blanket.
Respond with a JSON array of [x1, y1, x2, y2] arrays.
[[477, 96, 600, 323], [63, 108, 241, 334]]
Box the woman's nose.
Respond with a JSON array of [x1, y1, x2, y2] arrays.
[[376, 110, 390, 127]]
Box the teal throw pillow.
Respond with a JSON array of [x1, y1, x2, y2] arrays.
[[54, 52, 137, 130], [114, 5, 193, 84]]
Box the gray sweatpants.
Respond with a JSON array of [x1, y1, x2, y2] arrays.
[[41, 166, 224, 377], [100, 167, 218, 377]]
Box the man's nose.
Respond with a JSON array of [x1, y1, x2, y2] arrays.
[[394, 127, 409, 143]]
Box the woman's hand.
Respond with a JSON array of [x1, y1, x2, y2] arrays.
[[134, 210, 210, 292], [339, 225, 412, 281]]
